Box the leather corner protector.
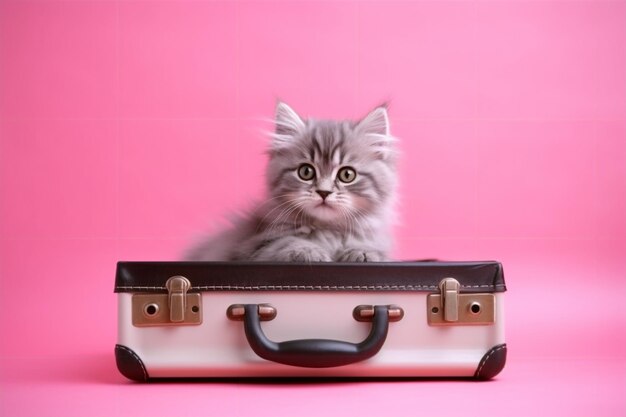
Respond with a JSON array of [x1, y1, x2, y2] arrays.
[[474, 343, 507, 380], [115, 344, 149, 382]]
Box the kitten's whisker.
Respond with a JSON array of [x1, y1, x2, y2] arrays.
[[338, 204, 362, 238], [337, 205, 355, 239], [294, 205, 306, 234], [255, 197, 302, 233], [262, 202, 296, 236], [266, 205, 296, 236], [294, 201, 310, 230], [265, 201, 306, 237], [348, 210, 360, 239], [273, 204, 306, 237], [350, 207, 377, 239]]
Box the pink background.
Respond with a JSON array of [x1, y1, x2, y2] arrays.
[[1, 0, 625, 416]]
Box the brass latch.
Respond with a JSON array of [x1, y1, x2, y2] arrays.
[[427, 277, 495, 326], [440, 277, 460, 322], [132, 276, 202, 327], [166, 276, 190, 322]]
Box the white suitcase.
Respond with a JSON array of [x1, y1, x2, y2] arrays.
[[115, 261, 507, 380]]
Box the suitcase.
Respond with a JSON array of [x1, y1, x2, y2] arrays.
[[114, 261, 507, 380]]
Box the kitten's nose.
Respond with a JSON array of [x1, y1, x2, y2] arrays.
[[316, 190, 332, 200]]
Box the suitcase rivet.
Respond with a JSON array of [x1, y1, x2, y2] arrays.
[[353, 305, 404, 322], [469, 302, 481, 315], [192, 305, 199, 313], [227, 304, 277, 321], [431, 307, 439, 314], [143, 303, 159, 317]]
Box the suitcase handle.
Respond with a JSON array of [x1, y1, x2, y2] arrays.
[[239, 304, 392, 368]]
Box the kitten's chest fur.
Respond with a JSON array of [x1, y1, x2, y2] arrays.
[[292, 225, 350, 251], [248, 211, 388, 255]]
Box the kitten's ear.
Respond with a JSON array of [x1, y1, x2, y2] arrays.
[[356, 105, 395, 160], [356, 105, 390, 137], [275, 101, 305, 137]]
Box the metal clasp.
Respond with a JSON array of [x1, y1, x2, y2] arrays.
[[131, 275, 202, 327], [427, 277, 496, 326], [166, 276, 191, 322], [440, 278, 460, 322]]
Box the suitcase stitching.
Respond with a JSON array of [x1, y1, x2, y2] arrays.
[[116, 284, 505, 291], [116, 345, 148, 381], [475, 344, 507, 378]]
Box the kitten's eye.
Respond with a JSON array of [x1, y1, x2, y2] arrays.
[[297, 164, 316, 181], [337, 167, 357, 183]]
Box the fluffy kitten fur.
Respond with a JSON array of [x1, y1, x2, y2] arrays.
[[185, 102, 397, 262]]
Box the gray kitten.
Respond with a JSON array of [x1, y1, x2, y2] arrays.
[[185, 102, 397, 262]]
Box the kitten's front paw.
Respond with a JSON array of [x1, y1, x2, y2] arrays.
[[336, 248, 387, 262], [280, 247, 332, 262]]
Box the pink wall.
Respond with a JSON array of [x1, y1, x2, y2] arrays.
[[1, 1, 625, 416]]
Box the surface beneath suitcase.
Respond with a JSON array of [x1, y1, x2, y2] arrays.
[[1, 355, 623, 417]]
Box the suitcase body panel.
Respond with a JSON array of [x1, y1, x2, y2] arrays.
[[115, 261, 507, 380]]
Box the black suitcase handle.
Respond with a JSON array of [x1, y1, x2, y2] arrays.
[[239, 304, 393, 368]]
